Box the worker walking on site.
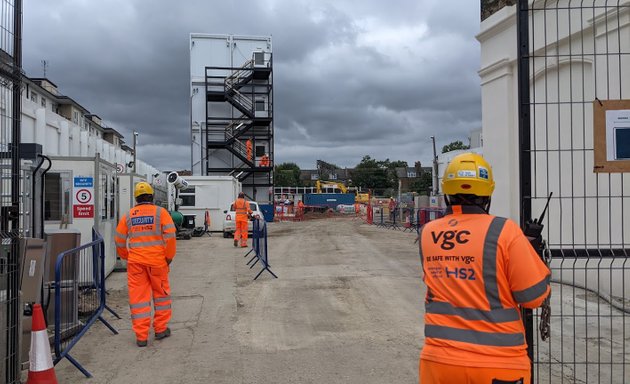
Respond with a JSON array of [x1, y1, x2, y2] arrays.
[[417, 153, 550, 384], [115, 182, 177, 347], [233, 191, 253, 247], [297, 199, 305, 219]]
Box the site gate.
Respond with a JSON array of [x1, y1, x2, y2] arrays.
[[0, 0, 23, 383], [516, 1, 629, 383]]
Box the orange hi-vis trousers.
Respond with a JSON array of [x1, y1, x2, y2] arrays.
[[234, 219, 249, 246], [127, 262, 172, 342], [420, 359, 529, 384]]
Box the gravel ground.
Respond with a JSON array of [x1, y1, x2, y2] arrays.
[[50, 217, 424, 383]]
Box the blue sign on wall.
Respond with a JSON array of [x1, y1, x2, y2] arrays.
[[74, 177, 94, 188]]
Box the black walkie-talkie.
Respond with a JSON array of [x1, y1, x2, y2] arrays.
[[524, 192, 553, 253]]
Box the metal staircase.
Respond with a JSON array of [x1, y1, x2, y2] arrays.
[[225, 60, 254, 117], [204, 52, 273, 202]]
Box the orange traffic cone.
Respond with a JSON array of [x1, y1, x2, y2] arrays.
[[26, 303, 58, 384]]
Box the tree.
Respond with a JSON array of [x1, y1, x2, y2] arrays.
[[350, 155, 409, 194], [273, 162, 301, 187], [351, 155, 389, 191], [410, 171, 433, 196], [441, 140, 470, 153]]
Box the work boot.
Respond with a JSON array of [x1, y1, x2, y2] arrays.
[[233, 239, 238, 247], [155, 327, 171, 340], [136, 339, 148, 347]]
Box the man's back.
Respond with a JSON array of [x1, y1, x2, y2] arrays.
[[234, 198, 251, 220], [117, 204, 175, 267], [419, 205, 550, 370]]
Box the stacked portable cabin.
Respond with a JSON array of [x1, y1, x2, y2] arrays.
[[190, 34, 274, 205]]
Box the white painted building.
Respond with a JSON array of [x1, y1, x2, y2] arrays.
[[477, 1, 630, 222], [20, 77, 162, 274]]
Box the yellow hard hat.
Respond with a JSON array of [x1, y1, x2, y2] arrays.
[[134, 181, 154, 198], [441, 153, 495, 197]]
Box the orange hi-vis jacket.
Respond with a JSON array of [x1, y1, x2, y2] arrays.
[[234, 198, 252, 222], [419, 205, 550, 370], [115, 203, 177, 267]]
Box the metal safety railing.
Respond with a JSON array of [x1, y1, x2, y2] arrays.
[[244, 218, 277, 280], [53, 228, 120, 378], [371, 207, 445, 231], [533, 251, 629, 383]]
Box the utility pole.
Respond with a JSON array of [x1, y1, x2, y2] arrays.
[[133, 131, 138, 173], [430, 136, 439, 196]]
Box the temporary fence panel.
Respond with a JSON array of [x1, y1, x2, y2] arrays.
[[517, 1, 630, 383], [0, 1, 22, 383], [245, 218, 277, 280], [53, 228, 119, 378], [370, 207, 445, 233]]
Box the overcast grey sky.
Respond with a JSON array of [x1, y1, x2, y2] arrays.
[[23, 0, 481, 171]]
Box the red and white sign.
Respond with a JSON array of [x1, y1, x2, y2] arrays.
[[73, 205, 94, 218], [73, 177, 95, 219], [75, 189, 92, 204]]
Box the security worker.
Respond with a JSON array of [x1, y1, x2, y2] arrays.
[[115, 182, 177, 347], [418, 153, 550, 384], [233, 191, 253, 247]]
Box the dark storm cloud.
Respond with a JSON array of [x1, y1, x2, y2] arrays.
[[23, 0, 481, 170]]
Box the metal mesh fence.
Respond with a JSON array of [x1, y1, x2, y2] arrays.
[[517, 1, 630, 382], [0, 0, 21, 382]]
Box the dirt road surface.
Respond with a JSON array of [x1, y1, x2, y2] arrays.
[[51, 218, 423, 383]]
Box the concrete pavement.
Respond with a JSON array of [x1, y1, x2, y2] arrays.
[[52, 218, 424, 383]]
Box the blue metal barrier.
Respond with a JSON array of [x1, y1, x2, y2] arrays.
[[376, 208, 386, 227], [244, 219, 278, 280], [53, 228, 120, 378]]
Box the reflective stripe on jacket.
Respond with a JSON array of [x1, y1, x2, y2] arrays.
[[234, 198, 252, 222], [115, 203, 177, 267], [419, 205, 550, 370]]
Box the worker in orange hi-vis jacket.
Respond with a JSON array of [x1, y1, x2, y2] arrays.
[[260, 153, 270, 167], [246, 139, 253, 161], [233, 191, 253, 248], [114, 182, 177, 348], [417, 153, 550, 384]]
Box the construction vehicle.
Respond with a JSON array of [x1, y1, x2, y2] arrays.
[[347, 186, 369, 204], [315, 181, 370, 204], [354, 191, 370, 204], [315, 180, 348, 194]]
